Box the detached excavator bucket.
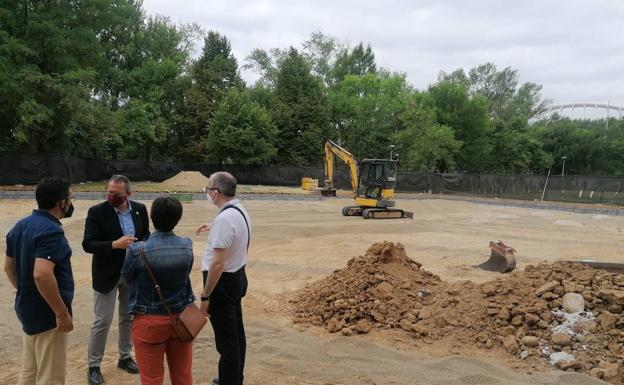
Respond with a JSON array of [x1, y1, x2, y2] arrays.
[[320, 188, 337, 197], [475, 241, 516, 273]]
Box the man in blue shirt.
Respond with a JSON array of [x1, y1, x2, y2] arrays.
[[4, 177, 75, 385]]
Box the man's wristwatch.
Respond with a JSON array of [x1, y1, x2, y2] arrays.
[[200, 295, 210, 302]]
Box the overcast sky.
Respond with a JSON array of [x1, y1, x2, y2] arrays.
[[142, 0, 624, 117]]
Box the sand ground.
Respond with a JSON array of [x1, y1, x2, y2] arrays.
[[1, 196, 621, 385]]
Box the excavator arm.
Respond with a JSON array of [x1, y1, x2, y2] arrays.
[[323, 140, 359, 197]]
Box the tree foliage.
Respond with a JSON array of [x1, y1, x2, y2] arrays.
[[206, 89, 277, 165], [1, 13, 621, 176], [271, 48, 330, 165]]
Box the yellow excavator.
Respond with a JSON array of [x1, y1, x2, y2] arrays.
[[321, 140, 413, 219]]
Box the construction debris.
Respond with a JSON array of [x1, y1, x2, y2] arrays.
[[291, 242, 624, 384]]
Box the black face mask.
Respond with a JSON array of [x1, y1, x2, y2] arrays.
[[63, 202, 74, 219]]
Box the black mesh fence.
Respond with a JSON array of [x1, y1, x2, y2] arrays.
[[2, 153, 624, 205]]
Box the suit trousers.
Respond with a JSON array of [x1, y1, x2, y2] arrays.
[[88, 278, 133, 367], [203, 267, 248, 385]]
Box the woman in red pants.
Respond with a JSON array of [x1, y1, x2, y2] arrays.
[[122, 196, 196, 385]]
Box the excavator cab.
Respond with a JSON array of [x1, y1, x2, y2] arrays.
[[357, 160, 397, 200]]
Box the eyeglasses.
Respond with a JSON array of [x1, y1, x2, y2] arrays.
[[107, 191, 126, 197], [203, 186, 220, 193]]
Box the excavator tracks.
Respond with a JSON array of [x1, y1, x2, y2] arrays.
[[362, 208, 408, 219], [341, 206, 413, 219], [341, 205, 364, 216]]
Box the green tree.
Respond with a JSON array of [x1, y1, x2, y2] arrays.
[[205, 89, 277, 164], [116, 99, 167, 160], [396, 93, 461, 172], [183, 30, 243, 161], [330, 73, 410, 159], [429, 80, 491, 171], [331, 43, 377, 85], [271, 47, 330, 165]]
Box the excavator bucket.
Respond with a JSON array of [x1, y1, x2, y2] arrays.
[[475, 241, 516, 273], [320, 188, 337, 197]]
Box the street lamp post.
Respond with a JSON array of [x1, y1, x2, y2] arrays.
[[561, 156, 567, 194], [389, 145, 396, 160]]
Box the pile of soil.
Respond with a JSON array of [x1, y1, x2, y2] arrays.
[[159, 171, 207, 190], [291, 241, 624, 384]]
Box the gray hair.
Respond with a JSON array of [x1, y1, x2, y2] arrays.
[[108, 174, 132, 193], [210, 171, 237, 197]]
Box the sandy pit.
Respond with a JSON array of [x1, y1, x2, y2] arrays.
[[1, 196, 624, 384]]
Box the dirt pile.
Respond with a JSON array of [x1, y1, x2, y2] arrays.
[[292, 241, 440, 335], [291, 242, 624, 384], [159, 171, 207, 190]]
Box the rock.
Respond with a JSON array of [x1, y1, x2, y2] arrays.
[[598, 289, 615, 301], [613, 290, 624, 305], [446, 288, 459, 296], [589, 367, 604, 379], [411, 324, 428, 336], [341, 327, 353, 336], [551, 333, 572, 346], [520, 350, 529, 359], [487, 308, 500, 315], [371, 310, 385, 322], [562, 293, 585, 313], [399, 319, 413, 332], [372, 281, 394, 299], [542, 292, 559, 301], [563, 280, 577, 293], [579, 334, 596, 344], [535, 280, 560, 296], [599, 361, 621, 383], [418, 309, 432, 320], [511, 315, 523, 326], [484, 339, 493, 349], [326, 317, 344, 333], [572, 320, 597, 334], [525, 313, 540, 325], [537, 320, 549, 329], [608, 304, 622, 314], [607, 342, 621, 354], [502, 335, 518, 353], [354, 319, 372, 334], [597, 311, 617, 331], [521, 336, 539, 347], [497, 309, 510, 321], [557, 360, 582, 370], [575, 270, 595, 285]]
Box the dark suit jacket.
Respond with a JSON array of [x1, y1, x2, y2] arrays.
[[82, 200, 150, 293]]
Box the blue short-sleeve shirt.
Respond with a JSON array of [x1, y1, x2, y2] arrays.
[[5, 210, 74, 335]]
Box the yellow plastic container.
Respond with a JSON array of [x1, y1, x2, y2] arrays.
[[301, 177, 318, 190]]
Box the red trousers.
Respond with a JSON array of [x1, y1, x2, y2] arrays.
[[132, 314, 193, 385]]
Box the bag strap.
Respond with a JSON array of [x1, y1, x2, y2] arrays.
[[220, 205, 250, 251], [138, 243, 174, 317]]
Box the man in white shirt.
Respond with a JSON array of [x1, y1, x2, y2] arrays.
[[196, 171, 250, 385]]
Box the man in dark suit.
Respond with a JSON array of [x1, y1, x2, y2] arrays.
[[82, 175, 150, 385]]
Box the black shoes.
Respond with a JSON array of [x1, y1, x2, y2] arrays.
[[88, 367, 104, 385], [88, 358, 138, 384], [117, 357, 140, 374]]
